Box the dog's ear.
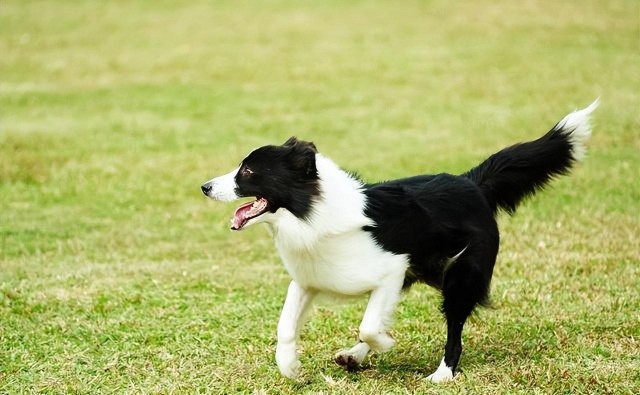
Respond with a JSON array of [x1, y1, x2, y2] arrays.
[[284, 136, 298, 146], [284, 137, 317, 176], [284, 136, 318, 153]]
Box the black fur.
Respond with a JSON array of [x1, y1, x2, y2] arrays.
[[234, 138, 320, 219], [362, 121, 584, 374], [463, 122, 578, 214]]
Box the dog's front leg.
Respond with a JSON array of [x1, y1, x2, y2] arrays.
[[335, 272, 405, 370], [276, 280, 317, 379]]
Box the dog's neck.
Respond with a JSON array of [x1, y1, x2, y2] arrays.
[[268, 154, 372, 252]]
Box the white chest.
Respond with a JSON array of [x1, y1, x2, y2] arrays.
[[274, 230, 409, 296]]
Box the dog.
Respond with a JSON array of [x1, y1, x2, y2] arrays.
[[201, 100, 598, 382]]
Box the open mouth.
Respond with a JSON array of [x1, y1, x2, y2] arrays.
[[231, 197, 270, 230]]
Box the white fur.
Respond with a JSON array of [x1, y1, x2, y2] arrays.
[[262, 154, 373, 249], [555, 98, 599, 161], [251, 154, 410, 377], [254, 154, 409, 295], [205, 156, 408, 294], [427, 358, 454, 383], [276, 281, 317, 379], [205, 167, 240, 202], [356, 271, 404, 351], [444, 245, 468, 271]]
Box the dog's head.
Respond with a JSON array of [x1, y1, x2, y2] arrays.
[[201, 137, 320, 230]]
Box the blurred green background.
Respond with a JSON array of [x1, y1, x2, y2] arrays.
[[1, 1, 638, 393]]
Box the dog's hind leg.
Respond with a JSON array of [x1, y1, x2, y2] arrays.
[[427, 244, 495, 383], [335, 269, 405, 370]]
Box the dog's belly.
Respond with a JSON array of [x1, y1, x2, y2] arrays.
[[276, 231, 409, 295]]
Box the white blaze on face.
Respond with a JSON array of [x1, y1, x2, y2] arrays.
[[205, 167, 240, 202]]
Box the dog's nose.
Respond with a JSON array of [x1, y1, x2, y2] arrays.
[[201, 183, 212, 195]]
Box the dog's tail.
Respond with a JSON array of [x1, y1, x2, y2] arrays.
[[463, 99, 599, 215]]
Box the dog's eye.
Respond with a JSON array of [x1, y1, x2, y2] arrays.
[[241, 166, 253, 176]]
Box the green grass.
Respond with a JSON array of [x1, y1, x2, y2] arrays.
[[1, 0, 639, 393]]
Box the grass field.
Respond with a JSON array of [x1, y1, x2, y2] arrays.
[[1, 0, 639, 393]]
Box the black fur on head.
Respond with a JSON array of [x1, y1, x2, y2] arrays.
[[234, 136, 320, 219]]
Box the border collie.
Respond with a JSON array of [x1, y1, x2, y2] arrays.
[[201, 100, 598, 382]]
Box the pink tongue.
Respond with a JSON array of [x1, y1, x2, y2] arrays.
[[232, 198, 268, 229], [232, 201, 255, 229]]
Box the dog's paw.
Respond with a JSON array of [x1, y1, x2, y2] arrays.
[[279, 358, 302, 379], [426, 369, 453, 383], [426, 360, 454, 383], [276, 342, 301, 379], [334, 350, 362, 371]]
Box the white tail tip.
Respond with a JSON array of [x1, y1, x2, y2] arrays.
[[555, 98, 600, 161]]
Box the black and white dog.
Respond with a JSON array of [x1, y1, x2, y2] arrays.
[[201, 100, 598, 382]]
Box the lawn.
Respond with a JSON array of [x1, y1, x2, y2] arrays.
[[1, 0, 639, 393]]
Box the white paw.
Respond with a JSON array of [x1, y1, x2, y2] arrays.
[[427, 369, 454, 383], [427, 360, 454, 383], [276, 342, 301, 379], [279, 358, 301, 379]]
